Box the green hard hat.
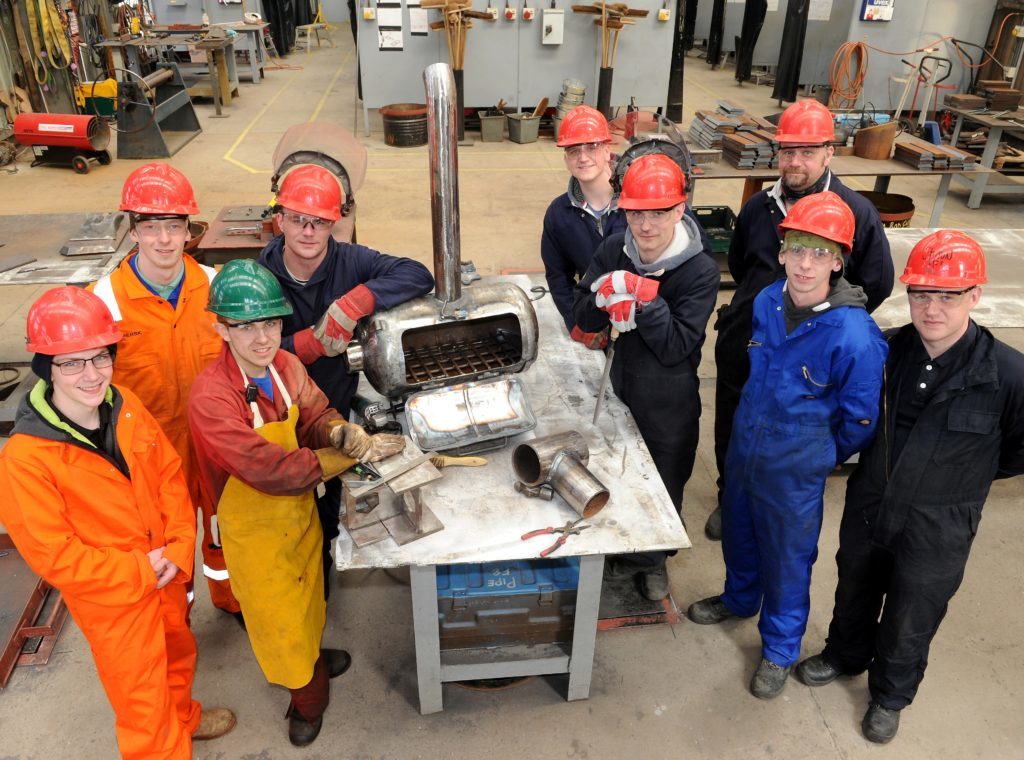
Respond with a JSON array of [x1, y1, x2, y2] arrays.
[[207, 259, 294, 321]]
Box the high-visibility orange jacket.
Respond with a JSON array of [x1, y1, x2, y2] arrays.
[[89, 253, 221, 489], [0, 382, 200, 759], [90, 253, 240, 612]]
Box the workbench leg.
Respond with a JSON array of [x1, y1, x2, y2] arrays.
[[206, 56, 224, 116], [566, 554, 603, 702], [929, 173, 952, 227], [969, 126, 1002, 209], [217, 51, 232, 106], [410, 564, 444, 715], [872, 175, 891, 193]]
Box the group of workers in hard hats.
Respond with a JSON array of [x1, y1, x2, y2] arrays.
[[0, 95, 1021, 756], [0, 162, 423, 756], [547, 101, 1024, 744]]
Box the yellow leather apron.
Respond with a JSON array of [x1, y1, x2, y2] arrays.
[[216, 365, 325, 689]]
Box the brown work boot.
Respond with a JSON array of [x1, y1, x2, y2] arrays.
[[193, 707, 236, 740]]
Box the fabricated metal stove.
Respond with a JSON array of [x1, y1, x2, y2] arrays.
[[346, 63, 539, 452]]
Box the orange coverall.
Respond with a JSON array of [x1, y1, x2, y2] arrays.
[[0, 383, 200, 760], [91, 253, 238, 612]]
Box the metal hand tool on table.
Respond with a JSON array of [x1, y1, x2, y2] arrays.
[[521, 517, 590, 557], [592, 327, 619, 423]]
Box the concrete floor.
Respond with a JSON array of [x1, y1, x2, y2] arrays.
[[1, 34, 1023, 760]]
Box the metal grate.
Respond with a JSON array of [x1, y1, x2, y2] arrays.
[[404, 333, 521, 383]]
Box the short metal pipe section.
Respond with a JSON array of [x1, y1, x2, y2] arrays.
[[512, 430, 609, 518], [549, 451, 610, 518], [512, 431, 589, 487]]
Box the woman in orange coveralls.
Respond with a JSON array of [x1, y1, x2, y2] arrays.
[[0, 287, 234, 759]]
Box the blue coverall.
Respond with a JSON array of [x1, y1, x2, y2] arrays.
[[721, 279, 888, 667]]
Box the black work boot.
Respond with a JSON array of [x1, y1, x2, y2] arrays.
[[795, 653, 841, 686], [286, 705, 323, 747], [862, 702, 900, 743], [322, 648, 352, 679], [687, 595, 736, 625], [640, 565, 670, 601], [750, 658, 791, 699], [704, 506, 722, 541]]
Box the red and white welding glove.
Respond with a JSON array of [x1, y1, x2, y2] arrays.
[[599, 293, 638, 332], [591, 270, 659, 307], [569, 325, 609, 350], [291, 328, 327, 364], [312, 284, 376, 357]]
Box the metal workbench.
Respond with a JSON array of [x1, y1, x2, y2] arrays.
[[336, 274, 688, 715], [947, 106, 1024, 209], [691, 133, 994, 228]]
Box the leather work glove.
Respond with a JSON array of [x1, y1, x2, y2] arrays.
[[328, 420, 407, 463], [600, 293, 638, 332], [569, 325, 609, 350], [314, 448, 359, 480], [591, 270, 660, 307], [312, 284, 376, 357]]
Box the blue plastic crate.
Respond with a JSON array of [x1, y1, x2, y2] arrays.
[[437, 557, 580, 598]]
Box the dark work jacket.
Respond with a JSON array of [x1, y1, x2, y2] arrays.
[[543, 196, 712, 331], [572, 230, 720, 419], [258, 236, 434, 416], [718, 174, 894, 355], [847, 322, 1024, 551]]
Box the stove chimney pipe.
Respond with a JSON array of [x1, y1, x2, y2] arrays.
[[424, 63, 461, 304]]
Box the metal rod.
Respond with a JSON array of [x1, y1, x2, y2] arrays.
[[424, 62, 462, 303]]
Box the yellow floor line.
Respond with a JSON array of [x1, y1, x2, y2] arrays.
[[223, 48, 354, 174]]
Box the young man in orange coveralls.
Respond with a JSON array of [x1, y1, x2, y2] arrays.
[[188, 259, 405, 747], [89, 162, 241, 620], [0, 287, 235, 759]]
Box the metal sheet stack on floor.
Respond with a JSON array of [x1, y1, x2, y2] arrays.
[[688, 100, 777, 168]]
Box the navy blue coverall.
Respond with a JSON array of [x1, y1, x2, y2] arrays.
[[573, 225, 719, 566], [721, 279, 887, 667]]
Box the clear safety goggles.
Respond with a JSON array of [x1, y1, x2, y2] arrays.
[[781, 243, 838, 264], [225, 318, 284, 335], [565, 142, 605, 159], [906, 287, 976, 307], [280, 212, 333, 230]]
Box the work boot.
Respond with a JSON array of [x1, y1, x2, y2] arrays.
[[687, 595, 736, 625], [286, 705, 323, 747], [749, 658, 791, 700], [795, 653, 842, 687], [603, 557, 640, 582], [322, 648, 352, 679], [193, 707, 236, 741], [704, 506, 722, 541], [862, 702, 900, 744], [640, 565, 670, 601]]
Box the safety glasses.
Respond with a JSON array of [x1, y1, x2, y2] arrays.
[[906, 287, 976, 307], [280, 212, 333, 230]]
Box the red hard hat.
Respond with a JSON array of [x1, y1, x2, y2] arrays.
[[773, 100, 835, 145], [26, 287, 123, 355], [274, 165, 343, 221], [617, 154, 687, 210], [778, 191, 854, 252], [900, 230, 987, 288], [557, 105, 612, 147], [120, 162, 199, 215]]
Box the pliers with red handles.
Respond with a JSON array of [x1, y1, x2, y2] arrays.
[[521, 518, 590, 557]]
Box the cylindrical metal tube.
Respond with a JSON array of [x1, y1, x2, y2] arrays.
[[512, 430, 589, 487], [344, 342, 364, 372], [423, 62, 461, 304], [597, 67, 614, 120], [142, 67, 174, 89], [549, 451, 609, 518]]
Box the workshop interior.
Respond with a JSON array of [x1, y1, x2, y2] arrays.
[[1, 0, 1024, 757]]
